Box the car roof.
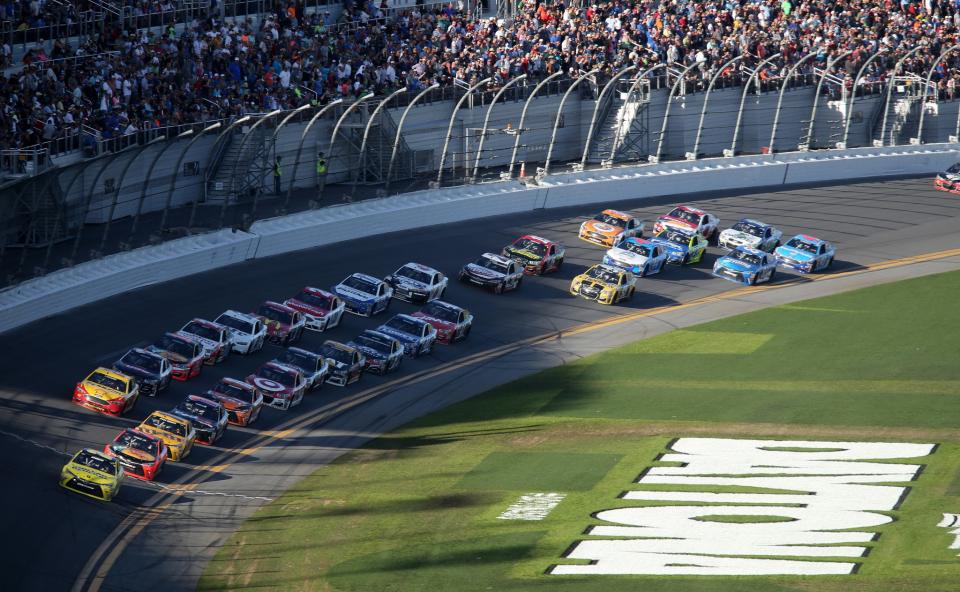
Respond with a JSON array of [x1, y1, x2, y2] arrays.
[[672, 205, 706, 215], [299, 286, 334, 296], [124, 347, 164, 361], [732, 246, 768, 257], [322, 340, 356, 352], [184, 394, 220, 407], [219, 309, 259, 321], [118, 428, 161, 442], [592, 264, 623, 274], [217, 377, 255, 390], [738, 218, 767, 227], [620, 237, 652, 246], [517, 234, 551, 245], [260, 300, 296, 313], [284, 347, 320, 359], [89, 367, 131, 382], [162, 331, 196, 344], [146, 410, 190, 425], [599, 208, 632, 219], [425, 299, 461, 312], [480, 252, 513, 264], [185, 318, 224, 330], [76, 448, 114, 461], [359, 329, 398, 344], [796, 234, 825, 244], [399, 262, 439, 273], [345, 272, 382, 284], [261, 361, 301, 375]]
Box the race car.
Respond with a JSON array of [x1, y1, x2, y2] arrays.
[[273, 347, 330, 390], [348, 330, 404, 375], [284, 286, 345, 332], [73, 367, 139, 416], [206, 378, 263, 426], [774, 234, 836, 274], [648, 228, 708, 265], [501, 235, 565, 275], [652, 205, 720, 242], [376, 314, 438, 358], [245, 361, 307, 410], [103, 428, 167, 481], [214, 310, 267, 354], [602, 237, 668, 276], [333, 273, 394, 317], [411, 300, 473, 344], [136, 411, 196, 462], [934, 162, 960, 194], [712, 246, 778, 285], [570, 264, 637, 305], [113, 347, 172, 396], [178, 318, 231, 365], [459, 253, 523, 294], [384, 262, 448, 303], [148, 332, 204, 381], [252, 301, 306, 345], [170, 395, 229, 445], [60, 448, 123, 502], [319, 340, 366, 387], [719, 218, 782, 252], [578, 209, 643, 248]]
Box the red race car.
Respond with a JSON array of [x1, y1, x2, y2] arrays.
[[245, 361, 307, 410], [148, 332, 204, 381], [411, 300, 474, 344], [934, 163, 960, 194], [252, 301, 307, 345], [103, 428, 168, 481], [652, 205, 720, 242], [284, 287, 346, 333], [501, 235, 566, 275]]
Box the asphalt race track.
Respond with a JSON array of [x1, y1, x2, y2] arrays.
[[1, 177, 959, 592]]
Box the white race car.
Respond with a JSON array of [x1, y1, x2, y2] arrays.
[[718, 219, 783, 253], [215, 310, 267, 354], [384, 262, 448, 304]]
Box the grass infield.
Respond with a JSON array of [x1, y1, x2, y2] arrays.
[[200, 271, 960, 592]]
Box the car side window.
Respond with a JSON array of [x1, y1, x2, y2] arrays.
[[818, 245, 825, 255], [377, 284, 384, 296], [458, 312, 465, 323], [548, 245, 555, 255]]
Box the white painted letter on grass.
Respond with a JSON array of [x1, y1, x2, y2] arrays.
[[499, 493, 566, 521]]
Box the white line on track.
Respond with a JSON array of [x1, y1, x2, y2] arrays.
[[0, 428, 71, 457]]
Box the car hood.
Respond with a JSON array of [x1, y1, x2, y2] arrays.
[[581, 220, 621, 236], [148, 348, 188, 364], [137, 426, 185, 446], [285, 299, 328, 316], [249, 376, 293, 394], [649, 237, 688, 253], [377, 326, 417, 343], [720, 230, 761, 246], [464, 264, 505, 279], [211, 394, 250, 410], [605, 247, 649, 266], [110, 444, 156, 463], [503, 246, 543, 262], [411, 313, 456, 329], [349, 343, 389, 360], [334, 286, 376, 301], [80, 382, 125, 401], [65, 464, 114, 484], [183, 334, 218, 350], [575, 276, 614, 289], [114, 362, 157, 380], [392, 276, 429, 290], [718, 257, 759, 272], [172, 410, 216, 429], [658, 215, 697, 230], [776, 246, 814, 261]]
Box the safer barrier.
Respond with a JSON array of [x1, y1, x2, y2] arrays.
[[1, 143, 957, 334]]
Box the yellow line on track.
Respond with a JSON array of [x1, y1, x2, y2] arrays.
[[73, 245, 960, 592]]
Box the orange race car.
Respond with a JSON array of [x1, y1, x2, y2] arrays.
[[578, 209, 643, 248]]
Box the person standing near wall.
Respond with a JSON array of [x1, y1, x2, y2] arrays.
[[273, 156, 282, 195], [316, 151, 327, 188]]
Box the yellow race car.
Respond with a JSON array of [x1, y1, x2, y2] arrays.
[[72, 367, 140, 416], [570, 264, 637, 305], [60, 448, 124, 502], [136, 411, 197, 462]]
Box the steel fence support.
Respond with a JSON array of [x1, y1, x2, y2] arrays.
[[437, 78, 492, 185], [729, 52, 781, 157], [916, 43, 960, 145], [386, 84, 438, 192], [129, 129, 190, 241], [99, 136, 164, 253], [768, 51, 820, 154], [325, 93, 374, 201], [163, 122, 221, 233], [580, 66, 636, 168], [544, 68, 601, 175], [203, 115, 250, 204], [879, 46, 924, 147], [692, 55, 746, 159], [69, 146, 136, 262], [285, 99, 342, 210], [652, 62, 700, 163], [353, 88, 407, 196], [841, 49, 888, 148], [470, 75, 527, 182], [508, 71, 565, 177], [231, 110, 281, 224], [609, 63, 668, 163], [803, 51, 852, 151], [42, 166, 86, 269]]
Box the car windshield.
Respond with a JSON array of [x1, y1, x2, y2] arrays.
[[87, 371, 126, 392], [385, 316, 421, 335], [183, 321, 220, 341], [475, 256, 509, 273], [661, 230, 693, 245], [293, 290, 332, 309], [585, 267, 620, 283], [667, 208, 702, 225], [116, 430, 154, 453], [617, 240, 651, 256], [212, 381, 255, 403], [119, 351, 161, 373], [258, 306, 293, 324], [74, 451, 116, 475], [947, 163, 960, 173], [397, 265, 432, 284], [257, 366, 296, 386], [143, 415, 187, 436], [216, 314, 254, 333], [342, 276, 378, 295], [276, 350, 313, 370], [732, 221, 763, 237], [730, 250, 762, 265], [786, 238, 819, 254], [177, 400, 219, 420], [510, 238, 545, 256], [321, 344, 354, 364], [593, 213, 626, 227], [155, 336, 194, 358], [355, 334, 392, 354], [421, 302, 459, 322]]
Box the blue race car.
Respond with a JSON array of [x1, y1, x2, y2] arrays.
[[333, 273, 394, 316], [376, 314, 438, 358], [347, 330, 404, 375], [712, 246, 778, 285], [602, 237, 668, 276], [648, 228, 708, 265], [774, 234, 836, 274]]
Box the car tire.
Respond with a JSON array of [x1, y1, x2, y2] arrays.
[[826, 257, 834, 270], [640, 265, 648, 277], [681, 253, 690, 265], [769, 268, 777, 282], [494, 282, 504, 294], [555, 257, 564, 271]]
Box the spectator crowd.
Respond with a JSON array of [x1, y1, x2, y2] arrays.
[[2, 0, 960, 152]]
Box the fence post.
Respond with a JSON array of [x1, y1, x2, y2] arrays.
[[768, 51, 820, 154], [729, 52, 781, 157], [285, 99, 342, 211], [69, 146, 135, 262], [387, 84, 438, 192], [325, 93, 375, 201], [203, 116, 250, 204], [471, 74, 527, 182], [161, 122, 221, 233], [544, 68, 601, 175], [99, 136, 164, 253], [803, 50, 852, 151], [437, 77, 492, 185], [879, 46, 923, 147], [652, 62, 700, 163], [692, 55, 746, 160], [130, 129, 190, 241], [916, 43, 960, 145], [841, 49, 888, 149], [581, 66, 636, 168], [608, 63, 668, 163], [508, 71, 565, 177], [353, 88, 407, 196]]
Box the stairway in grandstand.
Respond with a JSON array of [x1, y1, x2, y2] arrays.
[[585, 78, 651, 165], [342, 106, 416, 186], [205, 124, 269, 204]]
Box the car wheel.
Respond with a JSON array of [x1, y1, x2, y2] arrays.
[[826, 257, 834, 270], [494, 282, 504, 294], [681, 253, 690, 265], [555, 257, 564, 271], [641, 265, 648, 277], [516, 276, 523, 289], [769, 268, 777, 282], [439, 287, 446, 299]]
